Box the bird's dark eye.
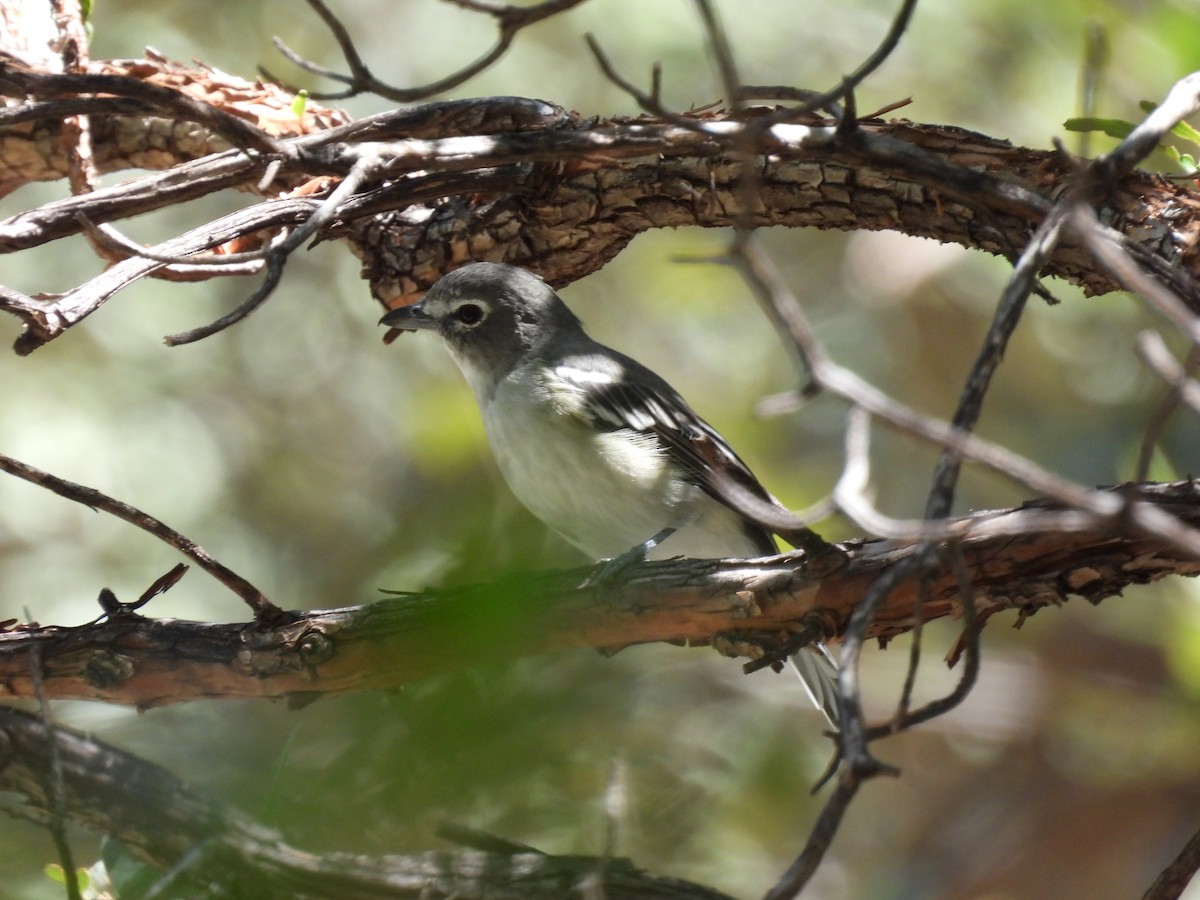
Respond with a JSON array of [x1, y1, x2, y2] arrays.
[[453, 303, 485, 326]]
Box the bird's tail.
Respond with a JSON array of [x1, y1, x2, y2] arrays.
[[788, 643, 840, 729]]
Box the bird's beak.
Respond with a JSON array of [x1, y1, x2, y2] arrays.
[[380, 301, 437, 343]]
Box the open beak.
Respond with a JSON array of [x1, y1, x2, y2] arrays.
[[380, 301, 438, 343]]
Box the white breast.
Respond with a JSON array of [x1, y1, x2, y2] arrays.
[[475, 363, 765, 560]]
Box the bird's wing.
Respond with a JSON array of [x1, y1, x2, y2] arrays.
[[553, 356, 842, 727], [552, 355, 777, 554], [789, 643, 841, 729]]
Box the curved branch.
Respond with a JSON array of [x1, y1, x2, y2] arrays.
[[0, 453, 280, 620], [0, 63, 288, 157], [271, 0, 593, 102], [5, 54, 1200, 354]]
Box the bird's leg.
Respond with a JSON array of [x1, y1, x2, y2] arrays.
[[583, 526, 677, 587]]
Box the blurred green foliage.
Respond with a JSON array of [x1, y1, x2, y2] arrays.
[[3, 1, 1200, 898]]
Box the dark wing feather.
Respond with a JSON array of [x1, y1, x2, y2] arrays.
[[557, 356, 777, 555], [555, 354, 841, 728]]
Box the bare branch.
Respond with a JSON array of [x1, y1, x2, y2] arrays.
[[1071, 203, 1200, 344], [0, 63, 289, 158], [1101, 70, 1200, 180], [1143, 824, 1200, 900], [583, 34, 712, 131], [0, 481, 1196, 707], [75, 214, 268, 276], [9, 197, 318, 354], [1138, 331, 1200, 413], [29, 634, 82, 900], [924, 204, 1068, 519], [763, 772, 864, 900], [271, 0, 593, 103], [0, 453, 282, 621], [1136, 333, 1200, 481], [162, 229, 292, 345], [756, 0, 919, 129], [874, 543, 982, 735], [692, 0, 741, 111], [727, 236, 1118, 516]]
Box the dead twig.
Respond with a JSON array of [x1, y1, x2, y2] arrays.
[[267, 0, 593, 102], [0, 453, 282, 622]]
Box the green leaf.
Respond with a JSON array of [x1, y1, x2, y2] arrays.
[[1145, 445, 1181, 484], [1062, 116, 1135, 139], [1172, 118, 1200, 148], [291, 89, 309, 118], [1138, 100, 1200, 147], [44, 863, 91, 891], [1067, 105, 1200, 171]]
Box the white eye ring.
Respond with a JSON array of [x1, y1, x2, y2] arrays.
[[453, 303, 486, 326]]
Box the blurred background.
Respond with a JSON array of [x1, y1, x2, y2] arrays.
[[2, 0, 1200, 897]]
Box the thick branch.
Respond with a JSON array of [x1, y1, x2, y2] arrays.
[[0, 707, 733, 899], [3, 53, 1199, 326], [2, 481, 1197, 708], [323, 118, 1200, 305]]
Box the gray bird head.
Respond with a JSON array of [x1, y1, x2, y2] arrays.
[[381, 263, 583, 393]]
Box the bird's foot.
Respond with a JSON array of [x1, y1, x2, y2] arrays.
[[583, 527, 676, 588]]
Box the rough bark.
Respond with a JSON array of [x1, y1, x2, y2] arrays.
[[4, 52, 1200, 347], [2, 481, 1196, 709]]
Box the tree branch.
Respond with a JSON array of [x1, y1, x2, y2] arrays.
[[0, 481, 1196, 708], [268, 0, 595, 103], [4, 49, 1200, 354], [0, 706, 733, 899]]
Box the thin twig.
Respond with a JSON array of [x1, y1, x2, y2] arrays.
[[269, 0, 593, 102], [1142, 824, 1200, 900], [867, 543, 982, 738], [1071, 205, 1200, 345], [1076, 23, 1109, 160], [0, 454, 284, 622], [726, 236, 1119, 519], [757, 0, 920, 129], [1098, 70, 1200, 181], [1135, 333, 1200, 481], [762, 770, 867, 900], [584, 34, 717, 132], [733, 85, 843, 117], [835, 554, 923, 770], [693, 0, 741, 112], [162, 230, 292, 345], [75, 214, 269, 275], [10, 198, 320, 354], [28, 630, 82, 900], [691, 0, 779, 240], [895, 574, 927, 723], [163, 155, 380, 344], [924, 204, 1068, 518]]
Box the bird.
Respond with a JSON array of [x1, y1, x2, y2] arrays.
[[381, 261, 839, 727]]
